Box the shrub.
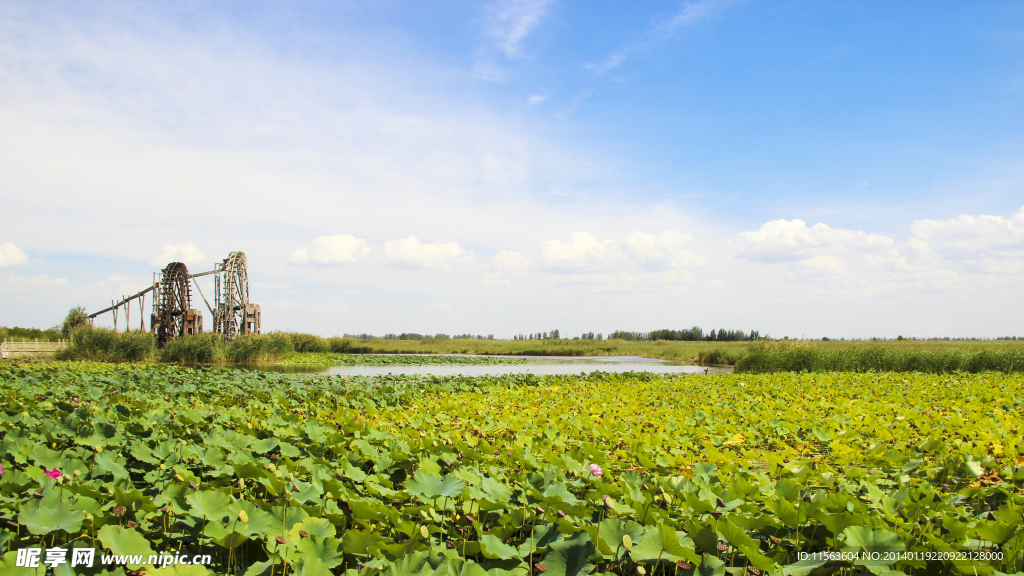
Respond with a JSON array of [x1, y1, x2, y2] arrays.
[[735, 341, 1024, 374], [57, 325, 155, 362], [160, 333, 225, 364], [328, 337, 371, 354], [61, 306, 89, 339], [697, 348, 741, 366], [288, 332, 330, 354], [225, 333, 294, 363]]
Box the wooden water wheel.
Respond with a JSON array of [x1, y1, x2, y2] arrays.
[[214, 251, 259, 340], [152, 262, 191, 344]]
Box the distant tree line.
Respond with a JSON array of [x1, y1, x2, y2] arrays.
[[343, 333, 495, 341], [513, 330, 561, 340], [0, 325, 63, 341], [607, 327, 760, 342]]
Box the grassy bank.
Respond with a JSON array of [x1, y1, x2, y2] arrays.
[[736, 339, 1024, 373], [326, 336, 750, 363]]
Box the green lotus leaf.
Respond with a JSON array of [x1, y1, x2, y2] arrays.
[[973, 520, 1020, 546], [29, 445, 63, 469], [0, 550, 39, 575], [289, 517, 336, 541], [296, 536, 345, 568], [541, 483, 579, 505], [92, 450, 130, 480], [518, 523, 563, 556], [97, 525, 156, 569], [594, 518, 643, 556], [291, 556, 333, 576], [539, 533, 595, 576], [381, 552, 434, 576], [18, 497, 85, 535], [696, 555, 725, 576], [279, 441, 302, 458], [342, 529, 386, 555], [842, 526, 904, 560], [691, 462, 718, 480], [201, 447, 227, 468], [630, 524, 700, 566], [406, 470, 466, 499], [114, 485, 158, 513], [186, 489, 233, 520], [479, 534, 519, 560], [251, 438, 279, 454], [229, 500, 276, 537], [243, 559, 277, 576], [430, 557, 489, 576]]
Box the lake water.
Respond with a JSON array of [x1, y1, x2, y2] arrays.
[[242, 355, 733, 377]]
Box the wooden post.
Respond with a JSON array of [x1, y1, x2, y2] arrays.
[[112, 300, 118, 332]]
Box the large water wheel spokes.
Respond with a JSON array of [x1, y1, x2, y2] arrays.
[[214, 251, 252, 341], [153, 262, 191, 344]]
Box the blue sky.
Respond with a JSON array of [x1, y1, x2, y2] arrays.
[[1, 0, 1022, 338]]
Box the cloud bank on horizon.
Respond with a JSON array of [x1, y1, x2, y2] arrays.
[[1, 0, 1022, 339]]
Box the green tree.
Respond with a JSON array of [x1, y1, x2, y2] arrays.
[[61, 306, 89, 339]]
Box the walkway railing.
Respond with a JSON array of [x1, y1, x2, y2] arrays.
[[0, 338, 68, 358]]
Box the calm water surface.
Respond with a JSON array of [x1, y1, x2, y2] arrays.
[[239, 355, 733, 377]]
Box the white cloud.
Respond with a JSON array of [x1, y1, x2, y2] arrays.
[[910, 206, 1024, 257], [794, 255, 845, 277], [291, 235, 370, 266], [623, 230, 705, 270], [474, 0, 553, 81], [0, 243, 29, 268], [0, 274, 68, 293], [383, 236, 472, 269], [540, 231, 620, 272], [527, 94, 547, 105], [731, 219, 894, 262], [151, 244, 206, 266], [482, 0, 553, 58], [492, 250, 531, 274], [586, 0, 736, 75]]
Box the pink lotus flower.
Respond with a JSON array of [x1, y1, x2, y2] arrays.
[[0, 464, 4, 476], [72, 397, 79, 403], [44, 468, 62, 480], [589, 464, 604, 477]]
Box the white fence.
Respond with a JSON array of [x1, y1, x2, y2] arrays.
[[0, 338, 68, 358]]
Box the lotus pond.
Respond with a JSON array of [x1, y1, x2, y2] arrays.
[[0, 362, 1021, 576]]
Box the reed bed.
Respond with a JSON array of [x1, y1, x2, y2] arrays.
[[55, 325, 156, 362], [736, 340, 1024, 373]]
